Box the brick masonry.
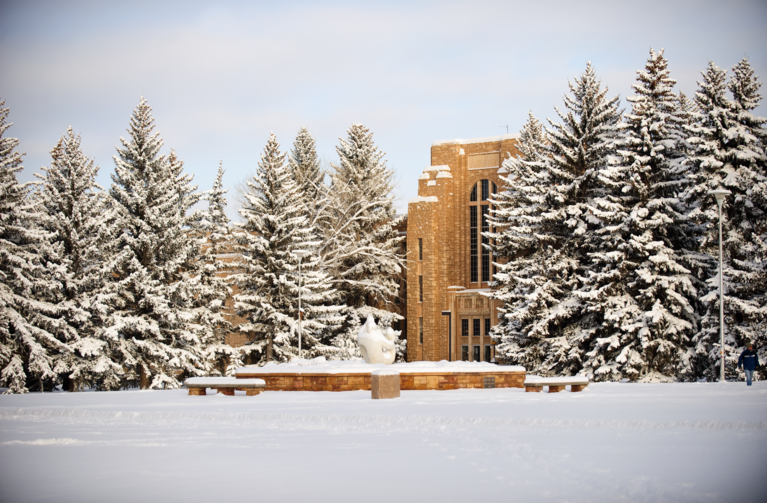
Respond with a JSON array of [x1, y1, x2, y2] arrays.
[[236, 370, 525, 391]]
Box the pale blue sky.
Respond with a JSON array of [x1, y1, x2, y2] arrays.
[[1, 0, 765, 218]]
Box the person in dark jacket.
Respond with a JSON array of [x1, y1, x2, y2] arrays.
[[737, 344, 760, 386]]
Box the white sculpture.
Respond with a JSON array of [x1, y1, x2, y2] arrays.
[[358, 315, 398, 364]]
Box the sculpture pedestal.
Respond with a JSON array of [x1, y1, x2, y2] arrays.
[[371, 370, 400, 399]]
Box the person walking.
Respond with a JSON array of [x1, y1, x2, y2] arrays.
[[737, 343, 760, 386]]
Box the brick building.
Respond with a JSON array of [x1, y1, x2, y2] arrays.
[[406, 134, 521, 362]]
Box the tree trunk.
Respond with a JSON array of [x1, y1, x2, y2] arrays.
[[267, 335, 273, 363], [139, 364, 151, 389], [63, 374, 75, 392]]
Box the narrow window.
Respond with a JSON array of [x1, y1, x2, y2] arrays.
[[419, 317, 423, 344], [461, 345, 469, 361], [461, 319, 469, 337], [473, 318, 480, 337], [484, 345, 491, 362], [470, 206, 478, 282], [481, 179, 489, 201], [492, 182, 497, 195], [473, 345, 480, 362], [419, 275, 423, 302], [418, 238, 423, 260], [470, 184, 477, 202], [484, 318, 491, 336], [481, 205, 490, 282]]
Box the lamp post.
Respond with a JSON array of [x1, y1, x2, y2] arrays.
[[708, 188, 731, 382], [441, 311, 452, 361], [294, 250, 311, 360]]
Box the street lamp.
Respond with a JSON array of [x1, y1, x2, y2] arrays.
[[708, 188, 731, 382], [294, 249, 311, 360]]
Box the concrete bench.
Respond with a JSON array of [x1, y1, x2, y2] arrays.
[[185, 377, 266, 396], [524, 376, 589, 393]]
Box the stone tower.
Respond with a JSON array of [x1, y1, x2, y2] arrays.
[[406, 134, 521, 362]]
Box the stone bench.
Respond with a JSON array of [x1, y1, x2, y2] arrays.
[[524, 376, 589, 393], [185, 377, 266, 396]]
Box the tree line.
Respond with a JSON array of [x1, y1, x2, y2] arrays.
[[0, 97, 404, 393], [489, 50, 766, 382]]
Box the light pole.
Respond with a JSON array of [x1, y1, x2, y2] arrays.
[[294, 250, 311, 360], [708, 188, 731, 382]]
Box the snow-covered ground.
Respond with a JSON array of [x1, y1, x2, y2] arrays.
[[1, 382, 765, 503]]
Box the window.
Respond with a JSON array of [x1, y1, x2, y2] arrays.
[[484, 345, 492, 362], [481, 205, 490, 282], [419, 275, 423, 302], [484, 318, 491, 337], [470, 206, 478, 282], [473, 345, 480, 362], [461, 319, 469, 337], [461, 345, 469, 361], [419, 317, 423, 344], [473, 319, 480, 337], [470, 179, 494, 285], [418, 238, 423, 260]]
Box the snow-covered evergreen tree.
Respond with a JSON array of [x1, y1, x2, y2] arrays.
[[575, 49, 702, 382], [288, 127, 325, 224], [489, 63, 621, 377], [194, 162, 241, 375], [235, 133, 343, 364], [0, 99, 74, 393], [35, 127, 123, 390], [686, 59, 767, 381], [105, 96, 206, 389], [321, 124, 405, 358]]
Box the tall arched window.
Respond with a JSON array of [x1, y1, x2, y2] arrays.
[[469, 180, 496, 283]]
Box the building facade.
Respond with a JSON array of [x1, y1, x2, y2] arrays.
[[406, 134, 521, 362]]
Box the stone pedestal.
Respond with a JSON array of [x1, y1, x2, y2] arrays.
[[188, 388, 206, 396], [371, 370, 400, 399], [548, 385, 565, 393], [571, 384, 586, 392]]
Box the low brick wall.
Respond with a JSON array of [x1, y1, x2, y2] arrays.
[[235, 371, 525, 391]]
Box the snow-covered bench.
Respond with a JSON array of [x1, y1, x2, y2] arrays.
[[524, 376, 589, 393], [185, 377, 266, 396]]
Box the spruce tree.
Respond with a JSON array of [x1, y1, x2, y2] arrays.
[[686, 60, 767, 381], [35, 127, 122, 390], [0, 99, 74, 393], [195, 162, 241, 375], [235, 133, 343, 364], [489, 63, 621, 377], [288, 127, 325, 225], [576, 49, 701, 382], [322, 124, 405, 358], [106, 97, 205, 389]]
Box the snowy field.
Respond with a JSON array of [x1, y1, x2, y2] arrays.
[[1, 383, 766, 503]]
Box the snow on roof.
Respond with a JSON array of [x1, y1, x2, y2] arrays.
[[235, 359, 525, 375], [423, 165, 450, 172], [418, 173, 430, 180], [427, 180, 436, 186], [447, 285, 466, 290], [409, 196, 438, 204], [432, 133, 521, 146], [436, 171, 453, 179]]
